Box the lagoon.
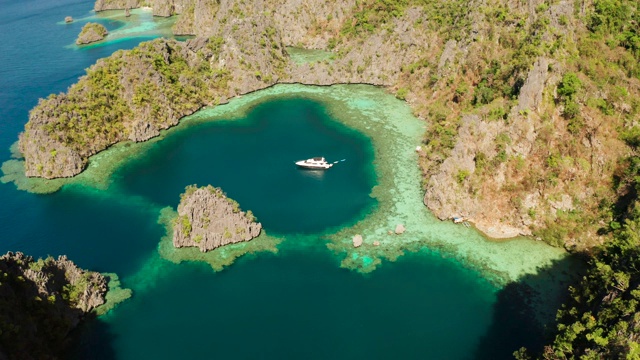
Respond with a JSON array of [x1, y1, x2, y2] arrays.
[[0, 1, 576, 359]]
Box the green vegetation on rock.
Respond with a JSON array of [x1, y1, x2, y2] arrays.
[[76, 22, 108, 45], [20, 37, 231, 178], [0, 252, 107, 359]]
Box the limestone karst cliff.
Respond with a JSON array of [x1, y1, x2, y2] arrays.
[[94, 0, 193, 17], [19, 19, 286, 178], [16, 0, 640, 249], [173, 185, 262, 252], [0, 252, 107, 359]]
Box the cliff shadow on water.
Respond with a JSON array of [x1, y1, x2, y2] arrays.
[[473, 253, 587, 359], [66, 318, 117, 360]]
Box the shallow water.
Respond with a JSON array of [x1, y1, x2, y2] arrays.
[[0, 1, 576, 359]]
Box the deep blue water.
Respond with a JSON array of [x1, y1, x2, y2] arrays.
[[0, 1, 564, 358], [113, 98, 377, 234]]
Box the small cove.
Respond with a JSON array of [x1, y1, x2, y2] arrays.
[[112, 97, 377, 235]]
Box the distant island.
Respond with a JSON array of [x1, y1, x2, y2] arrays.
[[0, 252, 107, 358], [76, 22, 108, 45], [173, 185, 262, 252]]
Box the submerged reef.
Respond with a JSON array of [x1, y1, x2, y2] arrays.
[[173, 185, 262, 252], [0, 252, 107, 358]]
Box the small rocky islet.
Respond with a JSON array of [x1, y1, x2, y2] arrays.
[[76, 22, 108, 45], [173, 185, 262, 252]]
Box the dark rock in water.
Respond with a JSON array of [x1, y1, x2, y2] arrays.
[[0, 252, 107, 358], [76, 22, 108, 45], [64, 16, 73, 23], [173, 185, 262, 252]]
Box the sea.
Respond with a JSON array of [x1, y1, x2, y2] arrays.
[[0, 1, 578, 358]]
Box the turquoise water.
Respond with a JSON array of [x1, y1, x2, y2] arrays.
[[0, 1, 577, 358], [74, 247, 497, 359], [113, 98, 377, 234]]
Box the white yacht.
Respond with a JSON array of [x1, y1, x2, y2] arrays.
[[295, 157, 333, 170]]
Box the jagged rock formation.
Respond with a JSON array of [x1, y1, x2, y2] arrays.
[[172, 0, 219, 36], [173, 185, 262, 252], [17, 0, 640, 249], [76, 22, 108, 45], [94, 0, 141, 12], [64, 16, 73, 23], [19, 25, 286, 178], [0, 252, 107, 359], [94, 0, 191, 17]]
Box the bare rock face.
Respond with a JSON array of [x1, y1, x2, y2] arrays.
[[0, 252, 108, 314], [18, 127, 85, 178], [95, 0, 191, 15], [65, 16, 73, 23], [171, 0, 355, 40], [424, 115, 491, 220], [20, 20, 287, 178], [352, 234, 363, 247], [0, 252, 108, 358], [127, 120, 160, 142], [153, 0, 174, 16], [151, 0, 191, 16], [286, 6, 431, 87], [76, 22, 108, 45], [95, 0, 141, 12], [173, 185, 262, 252], [438, 40, 459, 75], [173, 0, 218, 36], [511, 57, 549, 115]]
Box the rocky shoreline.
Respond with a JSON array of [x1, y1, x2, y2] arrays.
[[0, 252, 107, 358], [14, 0, 640, 248]]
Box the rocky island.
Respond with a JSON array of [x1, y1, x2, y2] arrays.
[[173, 185, 262, 252], [0, 252, 107, 358], [76, 22, 108, 45], [18, 0, 640, 252], [7, 0, 640, 357]]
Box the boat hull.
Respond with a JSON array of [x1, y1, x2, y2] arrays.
[[295, 161, 332, 170]]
